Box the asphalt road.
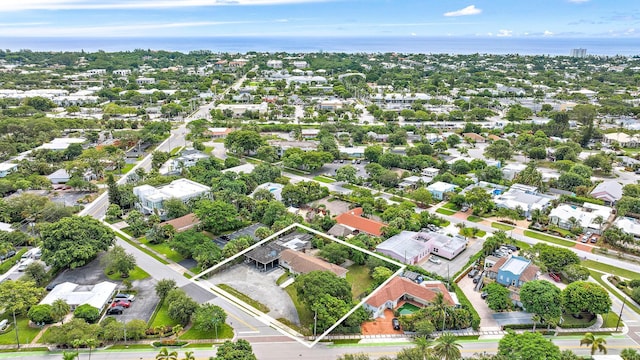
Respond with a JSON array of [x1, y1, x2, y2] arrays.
[[4, 336, 639, 360]]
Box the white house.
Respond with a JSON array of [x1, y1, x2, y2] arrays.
[[133, 178, 210, 218], [291, 61, 308, 69], [0, 162, 18, 178], [590, 181, 623, 206], [549, 202, 613, 234], [40, 281, 117, 311], [426, 181, 457, 200], [159, 149, 209, 175], [494, 184, 555, 217], [38, 137, 86, 151], [614, 217, 640, 239], [266, 60, 283, 68], [136, 77, 156, 85], [112, 69, 131, 76], [501, 163, 527, 181], [47, 169, 71, 184]]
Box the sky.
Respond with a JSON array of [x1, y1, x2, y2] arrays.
[[0, 0, 637, 38]]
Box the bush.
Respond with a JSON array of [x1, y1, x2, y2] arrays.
[[73, 304, 100, 323], [629, 279, 640, 288], [28, 304, 54, 324], [453, 284, 480, 330]]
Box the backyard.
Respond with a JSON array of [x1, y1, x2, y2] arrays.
[[345, 265, 375, 300]]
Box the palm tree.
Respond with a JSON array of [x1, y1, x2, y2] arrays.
[[84, 338, 98, 360], [413, 337, 434, 360], [433, 333, 462, 360], [531, 314, 541, 332], [181, 351, 195, 360], [156, 347, 178, 360], [51, 299, 70, 323], [594, 215, 605, 233], [580, 332, 607, 355], [71, 339, 83, 359], [432, 293, 451, 330], [62, 352, 78, 360]]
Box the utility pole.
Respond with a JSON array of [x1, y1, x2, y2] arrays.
[[616, 296, 627, 332], [313, 309, 317, 340]]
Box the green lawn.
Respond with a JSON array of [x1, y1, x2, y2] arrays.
[[442, 202, 460, 210], [217, 284, 270, 313], [436, 208, 456, 216], [523, 230, 575, 247], [179, 324, 233, 340], [582, 260, 640, 280], [139, 237, 185, 263], [342, 184, 358, 190], [149, 301, 181, 328], [514, 240, 532, 250], [0, 316, 41, 345], [467, 215, 483, 223], [602, 311, 622, 328], [312, 176, 336, 183], [284, 286, 314, 329], [492, 222, 515, 231], [115, 234, 169, 265], [346, 265, 374, 300], [121, 163, 135, 174], [105, 266, 150, 281], [560, 313, 596, 328], [590, 270, 640, 317]]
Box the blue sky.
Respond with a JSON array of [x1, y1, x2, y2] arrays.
[[0, 0, 637, 38]]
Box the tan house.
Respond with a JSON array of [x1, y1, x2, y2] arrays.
[[364, 277, 456, 318], [462, 133, 486, 143], [279, 249, 347, 278]]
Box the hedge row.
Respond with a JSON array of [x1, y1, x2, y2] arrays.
[[452, 284, 480, 331]]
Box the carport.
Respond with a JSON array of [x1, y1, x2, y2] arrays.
[[492, 311, 533, 327], [244, 243, 284, 271]]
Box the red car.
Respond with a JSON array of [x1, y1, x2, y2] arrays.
[[111, 300, 131, 308], [549, 272, 561, 283]]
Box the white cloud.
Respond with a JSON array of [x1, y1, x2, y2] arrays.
[[410, 32, 417, 36], [568, 0, 589, 3], [543, 30, 554, 36], [496, 29, 513, 37], [0, 0, 330, 11], [444, 5, 482, 17], [0, 20, 262, 37]]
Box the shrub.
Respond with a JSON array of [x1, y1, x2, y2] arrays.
[[73, 304, 100, 323], [28, 304, 54, 324], [629, 279, 640, 288]]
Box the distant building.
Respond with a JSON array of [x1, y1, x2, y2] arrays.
[[222, 163, 255, 174], [590, 181, 623, 206], [549, 202, 613, 235], [159, 213, 201, 232], [494, 184, 555, 217], [603, 132, 640, 148], [112, 69, 131, 76], [364, 277, 456, 319], [291, 61, 308, 69], [38, 137, 86, 151], [501, 163, 527, 181], [570, 48, 587, 58], [0, 162, 18, 178], [205, 127, 233, 139], [279, 249, 347, 278], [266, 60, 283, 69], [159, 149, 209, 175], [40, 281, 117, 311], [426, 181, 457, 200], [485, 256, 539, 288], [135, 77, 156, 85], [251, 182, 284, 201], [335, 208, 386, 237], [269, 140, 319, 157], [133, 178, 211, 218], [614, 217, 640, 240], [376, 230, 467, 263]]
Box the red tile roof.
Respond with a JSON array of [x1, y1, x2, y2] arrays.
[[159, 213, 200, 232], [279, 249, 347, 277], [366, 277, 455, 308], [335, 208, 386, 236]]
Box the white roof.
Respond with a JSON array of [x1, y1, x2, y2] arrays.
[[549, 203, 612, 229], [614, 217, 640, 236], [0, 163, 18, 171], [47, 168, 70, 180], [251, 182, 284, 201], [41, 281, 117, 310], [0, 222, 13, 232], [134, 178, 210, 202], [222, 163, 255, 174], [427, 181, 457, 192], [591, 181, 623, 201], [38, 137, 85, 150], [501, 256, 530, 275]]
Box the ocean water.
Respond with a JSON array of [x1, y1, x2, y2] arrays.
[[0, 36, 638, 56]]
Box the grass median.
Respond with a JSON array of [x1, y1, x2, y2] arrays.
[[523, 230, 575, 247], [491, 222, 515, 231], [436, 208, 456, 216]]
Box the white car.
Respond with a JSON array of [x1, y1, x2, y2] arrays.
[[428, 256, 441, 264]]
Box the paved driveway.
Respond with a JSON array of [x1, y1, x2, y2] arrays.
[[211, 264, 300, 325], [457, 276, 500, 330], [493, 312, 533, 326], [107, 278, 160, 324]]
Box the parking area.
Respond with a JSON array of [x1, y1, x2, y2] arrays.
[[420, 230, 488, 279], [317, 161, 369, 179], [106, 278, 160, 323], [310, 197, 352, 216], [456, 275, 500, 330], [50, 256, 160, 323], [361, 309, 403, 335], [213, 223, 265, 248], [211, 264, 300, 325]]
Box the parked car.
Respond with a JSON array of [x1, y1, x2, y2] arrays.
[[481, 291, 489, 299], [581, 235, 588, 243], [473, 274, 483, 284], [586, 231, 593, 236], [502, 244, 518, 252], [428, 256, 441, 264], [590, 237, 598, 243], [45, 282, 59, 291], [0, 250, 16, 261], [499, 246, 513, 254], [114, 293, 135, 302], [392, 318, 401, 330], [549, 272, 561, 283], [111, 300, 131, 308], [468, 269, 479, 278], [460, 206, 469, 212], [107, 306, 125, 315]]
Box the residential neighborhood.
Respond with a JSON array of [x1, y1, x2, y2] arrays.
[[0, 49, 640, 359]]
